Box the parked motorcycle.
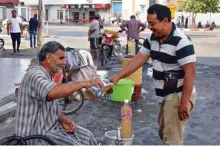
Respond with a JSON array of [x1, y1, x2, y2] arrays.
[[100, 29, 122, 66], [112, 32, 127, 57], [0, 27, 5, 50], [112, 16, 123, 26]]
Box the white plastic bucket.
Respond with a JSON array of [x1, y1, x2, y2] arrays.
[[104, 130, 134, 145]]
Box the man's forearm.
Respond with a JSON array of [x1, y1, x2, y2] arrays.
[[20, 24, 23, 33], [120, 26, 126, 31], [7, 25, 10, 34], [181, 70, 195, 102], [182, 63, 195, 101], [88, 29, 96, 38], [88, 30, 91, 38], [47, 81, 89, 100]]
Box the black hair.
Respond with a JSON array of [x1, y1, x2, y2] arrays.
[[39, 41, 65, 61], [130, 15, 136, 19], [11, 10, 17, 13], [94, 14, 100, 20], [147, 4, 171, 22]]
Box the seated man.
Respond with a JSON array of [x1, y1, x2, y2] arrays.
[[15, 41, 102, 145]]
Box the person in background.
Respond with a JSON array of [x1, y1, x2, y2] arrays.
[[181, 14, 184, 27], [120, 15, 146, 54], [88, 14, 101, 59], [185, 16, 188, 28], [111, 4, 196, 145], [15, 41, 102, 145], [29, 13, 39, 48], [7, 10, 22, 55]]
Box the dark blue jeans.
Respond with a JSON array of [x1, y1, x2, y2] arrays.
[[135, 40, 139, 54], [10, 33, 21, 53], [29, 31, 37, 47]]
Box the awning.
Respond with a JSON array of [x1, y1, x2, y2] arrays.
[[44, 0, 111, 5], [95, 4, 110, 9], [61, 4, 68, 8], [0, 0, 19, 4]]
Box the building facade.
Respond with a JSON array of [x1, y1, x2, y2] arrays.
[[0, 0, 19, 21], [121, 0, 149, 23], [8, 0, 188, 24], [44, 0, 111, 23], [112, 0, 122, 17], [17, 0, 111, 23]]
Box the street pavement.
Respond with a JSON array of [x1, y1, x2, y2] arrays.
[[0, 25, 220, 145]]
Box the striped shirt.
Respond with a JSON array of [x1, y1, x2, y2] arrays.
[[15, 65, 97, 145], [15, 65, 57, 138], [140, 23, 196, 102]]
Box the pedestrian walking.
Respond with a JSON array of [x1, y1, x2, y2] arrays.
[[7, 10, 22, 54], [111, 4, 196, 145], [29, 13, 39, 48]]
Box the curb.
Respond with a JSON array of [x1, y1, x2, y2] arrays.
[[21, 35, 58, 39], [180, 28, 214, 32], [0, 94, 16, 125]]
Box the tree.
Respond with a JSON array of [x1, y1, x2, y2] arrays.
[[30, 0, 45, 66], [37, 0, 45, 52], [182, 0, 219, 27]]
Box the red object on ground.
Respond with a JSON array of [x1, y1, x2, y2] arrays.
[[132, 84, 142, 101], [66, 18, 73, 23], [53, 72, 64, 84]]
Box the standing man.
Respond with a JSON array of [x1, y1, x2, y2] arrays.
[[120, 15, 146, 54], [111, 4, 196, 145], [29, 13, 38, 48], [185, 16, 189, 28], [15, 41, 102, 145], [7, 10, 22, 54], [88, 14, 101, 59], [181, 14, 184, 27]]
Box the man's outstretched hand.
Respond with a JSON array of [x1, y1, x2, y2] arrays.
[[85, 79, 103, 89], [109, 75, 121, 85]]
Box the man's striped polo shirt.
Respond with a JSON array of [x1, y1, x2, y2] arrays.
[[140, 23, 196, 102]]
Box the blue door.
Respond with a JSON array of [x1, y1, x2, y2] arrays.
[[113, 2, 122, 16]]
